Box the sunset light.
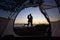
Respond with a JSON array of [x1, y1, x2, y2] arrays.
[[15, 7, 49, 24]]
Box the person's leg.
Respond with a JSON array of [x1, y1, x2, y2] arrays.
[[31, 21, 33, 26], [28, 21, 29, 26]]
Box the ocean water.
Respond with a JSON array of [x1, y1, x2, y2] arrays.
[[14, 24, 36, 27]]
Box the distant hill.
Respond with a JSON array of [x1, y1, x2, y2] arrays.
[[51, 20, 60, 24]]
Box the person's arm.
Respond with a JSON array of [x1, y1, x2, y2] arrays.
[[27, 15, 29, 19]]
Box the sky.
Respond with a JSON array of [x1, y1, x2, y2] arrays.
[[15, 6, 60, 24], [15, 0, 60, 24], [15, 7, 49, 24]]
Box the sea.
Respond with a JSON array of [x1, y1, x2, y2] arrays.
[[14, 24, 36, 27]]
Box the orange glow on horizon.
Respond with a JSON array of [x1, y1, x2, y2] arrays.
[[15, 20, 49, 24]]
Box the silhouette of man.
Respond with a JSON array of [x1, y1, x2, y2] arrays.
[[27, 14, 33, 26]]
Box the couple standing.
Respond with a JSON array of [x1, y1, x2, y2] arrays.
[[27, 14, 33, 26]]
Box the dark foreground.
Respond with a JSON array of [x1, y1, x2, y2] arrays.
[[14, 24, 50, 37]]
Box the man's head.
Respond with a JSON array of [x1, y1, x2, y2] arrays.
[[29, 14, 31, 16]]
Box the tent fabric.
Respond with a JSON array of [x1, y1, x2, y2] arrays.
[[0, 0, 60, 37]]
